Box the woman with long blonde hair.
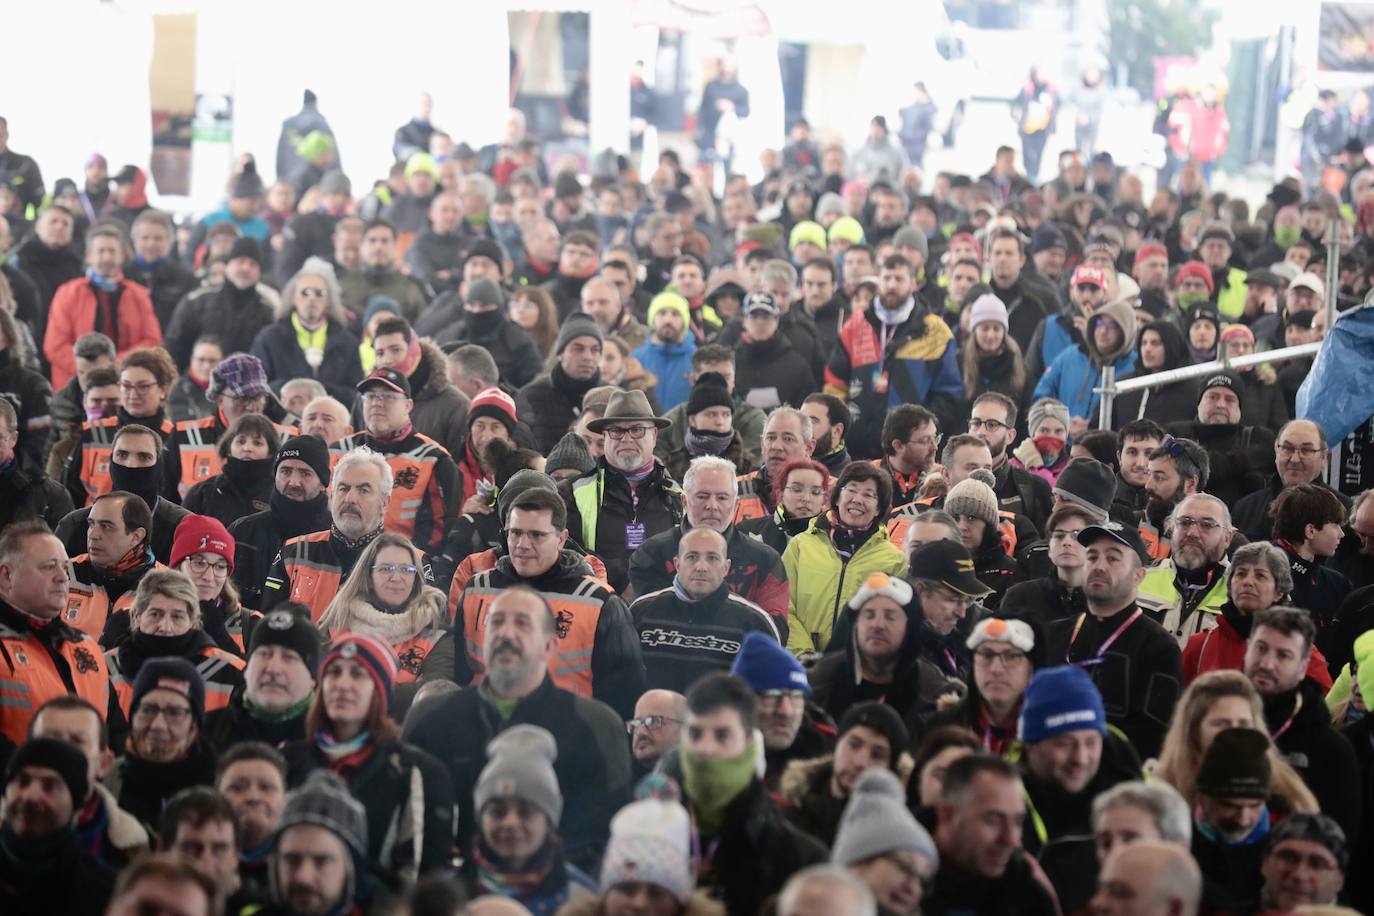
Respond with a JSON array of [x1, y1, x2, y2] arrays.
[[318, 532, 453, 716], [1153, 670, 1317, 813]]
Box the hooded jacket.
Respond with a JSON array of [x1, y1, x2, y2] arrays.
[[407, 340, 470, 460], [1034, 297, 1138, 421], [1112, 320, 1200, 426]]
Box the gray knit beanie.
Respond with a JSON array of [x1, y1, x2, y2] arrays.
[[474, 725, 564, 825], [545, 430, 595, 478], [496, 469, 558, 523], [277, 770, 368, 859], [831, 769, 939, 869], [1027, 397, 1071, 436], [943, 469, 999, 528]]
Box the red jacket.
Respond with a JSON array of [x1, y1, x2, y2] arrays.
[[1182, 612, 1332, 690], [1169, 98, 1230, 163], [44, 276, 162, 389]]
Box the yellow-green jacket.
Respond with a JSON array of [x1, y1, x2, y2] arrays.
[[782, 516, 906, 656]]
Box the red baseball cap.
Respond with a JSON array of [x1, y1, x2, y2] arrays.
[[1072, 264, 1108, 288]]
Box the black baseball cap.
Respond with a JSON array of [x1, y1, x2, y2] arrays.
[[357, 367, 411, 398], [1078, 522, 1151, 564], [908, 540, 993, 597]]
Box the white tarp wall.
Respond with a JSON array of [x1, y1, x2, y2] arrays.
[[2, 1, 157, 196], [193, 0, 510, 212]]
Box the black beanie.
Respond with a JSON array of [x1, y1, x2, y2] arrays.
[[1196, 727, 1272, 799], [250, 607, 324, 679], [837, 701, 909, 767], [1052, 458, 1117, 519], [1198, 368, 1244, 411], [685, 371, 734, 417], [227, 237, 263, 268], [131, 657, 207, 729], [276, 435, 331, 487], [6, 737, 89, 806]]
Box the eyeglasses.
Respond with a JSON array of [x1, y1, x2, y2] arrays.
[[840, 486, 878, 503], [119, 381, 158, 393], [879, 852, 930, 885], [1276, 443, 1324, 458], [1270, 847, 1339, 872], [360, 392, 406, 402], [784, 483, 827, 498], [624, 715, 682, 735], [230, 395, 267, 407], [187, 557, 230, 576], [757, 689, 807, 708], [133, 703, 192, 724], [507, 527, 558, 545], [1174, 516, 1224, 533], [968, 418, 1008, 433], [605, 426, 652, 440], [906, 434, 942, 449], [297, 287, 328, 298], [974, 648, 1028, 667], [372, 563, 418, 578]]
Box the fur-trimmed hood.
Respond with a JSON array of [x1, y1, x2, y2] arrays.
[[777, 752, 916, 806], [416, 338, 452, 396], [555, 890, 726, 916]]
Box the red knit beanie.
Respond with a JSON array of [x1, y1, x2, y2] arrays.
[[169, 514, 235, 575]]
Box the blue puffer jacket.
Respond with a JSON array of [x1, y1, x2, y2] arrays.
[[1033, 298, 1137, 422], [633, 337, 696, 411]]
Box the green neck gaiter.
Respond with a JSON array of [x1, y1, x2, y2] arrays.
[[245, 691, 314, 724], [681, 743, 756, 837], [1274, 225, 1301, 250], [1178, 291, 1210, 312]]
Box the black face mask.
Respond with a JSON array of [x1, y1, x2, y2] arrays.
[[272, 489, 328, 537], [223, 456, 275, 490], [110, 459, 163, 510], [465, 307, 503, 335], [130, 629, 199, 659]]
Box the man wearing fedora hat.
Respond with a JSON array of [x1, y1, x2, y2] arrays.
[[561, 388, 683, 594]]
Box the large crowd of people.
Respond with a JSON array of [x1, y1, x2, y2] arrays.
[[0, 88, 1372, 916]]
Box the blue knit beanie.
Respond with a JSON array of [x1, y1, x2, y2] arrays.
[[1018, 665, 1106, 744], [730, 631, 811, 695]]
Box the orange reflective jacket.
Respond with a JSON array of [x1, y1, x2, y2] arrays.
[[0, 613, 111, 747], [460, 570, 604, 698]]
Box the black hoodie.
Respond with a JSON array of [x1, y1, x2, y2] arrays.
[[1112, 320, 1200, 427]]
